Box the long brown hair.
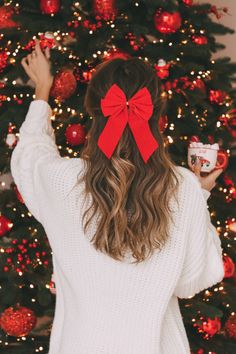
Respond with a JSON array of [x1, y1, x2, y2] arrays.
[[77, 57, 182, 264]]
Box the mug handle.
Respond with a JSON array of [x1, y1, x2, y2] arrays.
[[215, 150, 228, 170]]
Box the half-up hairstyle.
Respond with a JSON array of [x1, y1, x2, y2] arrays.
[[77, 57, 182, 264]]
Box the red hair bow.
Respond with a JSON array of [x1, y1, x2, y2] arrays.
[[98, 84, 159, 163]]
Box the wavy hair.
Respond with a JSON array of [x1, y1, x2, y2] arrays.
[[77, 57, 182, 264]]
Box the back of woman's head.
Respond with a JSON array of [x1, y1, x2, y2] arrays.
[[78, 57, 182, 264]]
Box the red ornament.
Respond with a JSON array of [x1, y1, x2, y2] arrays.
[[65, 124, 86, 146], [0, 305, 37, 337], [154, 10, 182, 34], [93, 0, 117, 21], [155, 59, 170, 79], [182, 0, 193, 5], [223, 255, 235, 278], [201, 316, 221, 337], [192, 35, 208, 45], [103, 48, 130, 61], [209, 89, 228, 105], [0, 5, 18, 29], [40, 0, 60, 15], [225, 314, 236, 339], [50, 69, 77, 101], [159, 115, 168, 133], [0, 215, 13, 237]]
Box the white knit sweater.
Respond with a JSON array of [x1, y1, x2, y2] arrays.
[[10, 100, 225, 354]]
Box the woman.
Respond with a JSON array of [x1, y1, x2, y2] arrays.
[[10, 39, 224, 354]]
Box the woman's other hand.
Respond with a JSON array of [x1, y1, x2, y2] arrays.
[[21, 38, 53, 101], [189, 159, 223, 192]]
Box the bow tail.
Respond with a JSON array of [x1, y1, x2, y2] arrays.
[[97, 112, 128, 159], [129, 116, 159, 163]]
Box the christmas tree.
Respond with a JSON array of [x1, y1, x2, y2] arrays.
[[0, 0, 236, 353]]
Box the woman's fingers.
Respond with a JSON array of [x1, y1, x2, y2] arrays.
[[192, 158, 201, 178], [21, 57, 31, 75], [21, 56, 37, 82], [35, 38, 42, 56], [45, 47, 51, 59]]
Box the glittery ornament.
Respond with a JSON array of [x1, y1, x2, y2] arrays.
[[154, 10, 182, 34], [0, 305, 37, 337], [225, 314, 236, 339], [93, 0, 117, 21], [40, 0, 60, 15], [50, 69, 77, 101]]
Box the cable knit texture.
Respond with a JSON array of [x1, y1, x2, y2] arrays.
[[10, 100, 225, 354]]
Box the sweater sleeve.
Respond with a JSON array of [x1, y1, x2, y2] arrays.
[[10, 99, 81, 225], [173, 173, 225, 299]]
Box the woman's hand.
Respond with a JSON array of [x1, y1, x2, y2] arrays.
[[189, 159, 223, 192], [21, 38, 54, 101]]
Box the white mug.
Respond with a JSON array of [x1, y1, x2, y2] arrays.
[[188, 142, 228, 173]]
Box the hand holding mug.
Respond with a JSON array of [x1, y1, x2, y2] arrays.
[[189, 159, 223, 192]]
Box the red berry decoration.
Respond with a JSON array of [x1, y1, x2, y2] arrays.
[[65, 124, 86, 146], [40, 0, 60, 15], [225, 314, 236, 339], [0, 5, 18, 29], [0, 215, 13, 237], [191, 78, 206, 93], [93, 0, 117, 21], [201, 316, 221, 337], [192, 35, 208, 45], [209, 89, 228, 105], [50, 69, 77, 101], [159, 115, 168, 133], [154, 10, 182, 34], [0, 305, 37, 337], [223, 255, 235, 278]]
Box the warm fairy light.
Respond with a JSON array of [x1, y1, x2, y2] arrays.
[[167, 136, 173, 143]]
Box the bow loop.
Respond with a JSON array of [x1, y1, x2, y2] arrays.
[[98, 84, 159, 163]]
